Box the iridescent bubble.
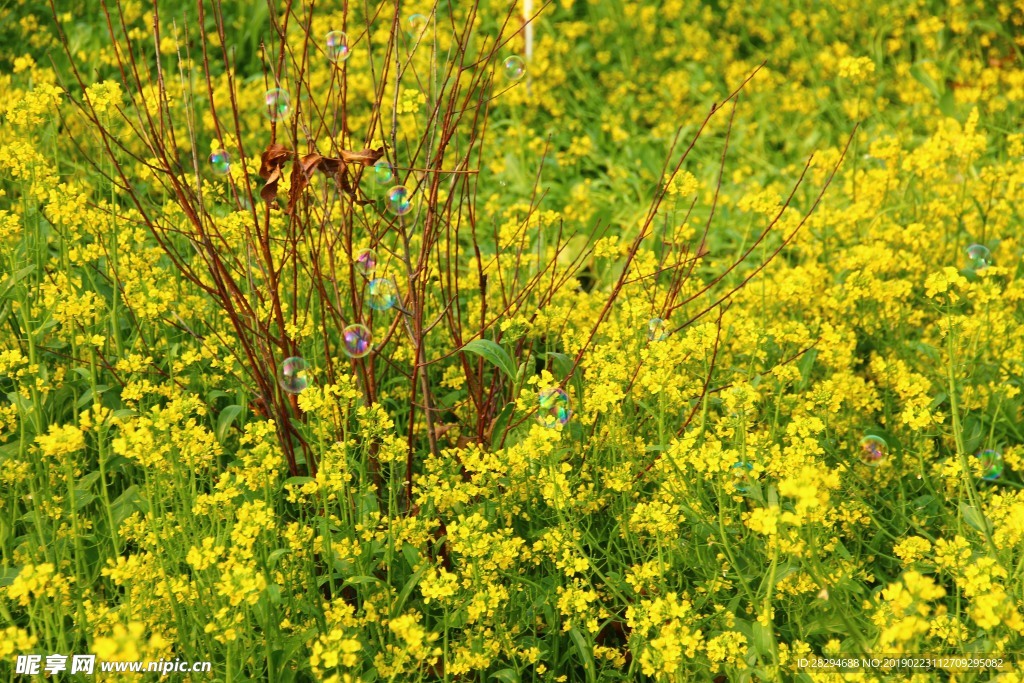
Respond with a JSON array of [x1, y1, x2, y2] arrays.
[[342, 324, 372, 358], [355, 249, 377, 274], [278, 356, 309, 394], [976, 449, 1004, 481], [732, 462, 754, 494], [386, 185, 413, 216], [966, 244, 991, 270], [209, 150, 231, 175], [374, 160, 395, 185], [538, 388, 570, 428], [647, 317, 668, 342], [366, 278, 398, 311], [503, 55, 526, 81], [264, 88, 291, 121], [858, 435, 888, 466], [408, 13, 428, 36], [325, 30, 351, 63]]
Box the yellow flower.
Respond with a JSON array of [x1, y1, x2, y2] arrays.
[[924, 267, 968, 300], [893, 536, 932, 565], [837, 56, 876, 83], [35, 424, 86, 459]]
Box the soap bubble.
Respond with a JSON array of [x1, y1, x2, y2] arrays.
[[366, 278, 399, 311], [966, 244, 991, 270], [647, 318, 668, 342], [408, 13, 428, 36], [386, 185, 413, 216], [342, 324, 372, 358], [503, 55, 526, 80], [355, 249, 377, 274], [264, 88, 291, 121], [538, 388, 570, 428], [976, 449, 1004, 481], [858, 435, 888, 466], [325, 31, 351, 63], [732, 462, 754, 494], [374, 160, 395, 185], [209, 150, 231, 175], [278, 356, 309, 394]]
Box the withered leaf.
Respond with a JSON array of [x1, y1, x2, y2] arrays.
[[259, 143, 291, 179], [340, 147, 384, 166], [286, 153, 325, 215], [259, 143, 292, 205], [260, 145, 385, 212]]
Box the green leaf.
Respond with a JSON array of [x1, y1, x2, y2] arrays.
[[960, 502, 989, 534], [0, 441, 22, 463], [0, 265, 35, 297], [0, 565, 22, 588], [750, 621, 775, 660], [74, 492, 97, 510], [910, 62, 940, 97], [111, 485, 145, 525], [270, 627, 318, 683], [938, 89, 957, 117], [805, 616, 849, 636], [490, 669, 520, 683], [401, 543, 420, 571], [206, 390, 231, 402], [216, 405, 244, 443], [568, 628, 597, 683], [266, 548, 290, 569], [393, 566, 426, 616], [490, 401, 515, 447], [77, 472, 103, 494], [76, 386, 110, 409], [797, 348, 818, 386], [462, 339, 517, 381]]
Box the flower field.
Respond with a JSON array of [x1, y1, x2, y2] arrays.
[[2, 0, 1024, 680]]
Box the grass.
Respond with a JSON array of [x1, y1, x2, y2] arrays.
[[1, 0, 1024, 681]]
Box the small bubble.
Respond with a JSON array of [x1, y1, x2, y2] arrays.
[[374, 160, 395, 185], [966, 243, 991, 270], [366, 278, 399, 311], [408, 13, 428, 36], [976, 449, 1004, 481], [732, 462, 754, 494], [386, 185, 413, 216], [325, 30, 351, 63], [354, 249, 377, 274], [503, 55, 526, 81], [647, 317, 668, 342], [278, 356, 309, 394], [538, 388, 570, 428], [209, 150, 231, 175], [858, 435, 888, 466], [342, 324, 373, 358], [264, 88, 291, 121]]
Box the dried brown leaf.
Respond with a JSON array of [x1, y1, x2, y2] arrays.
[[286, 153, 325, 215], [340, 147, 384, 166], [259, 143, 293, 206], [259, 143, 291, 179]]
